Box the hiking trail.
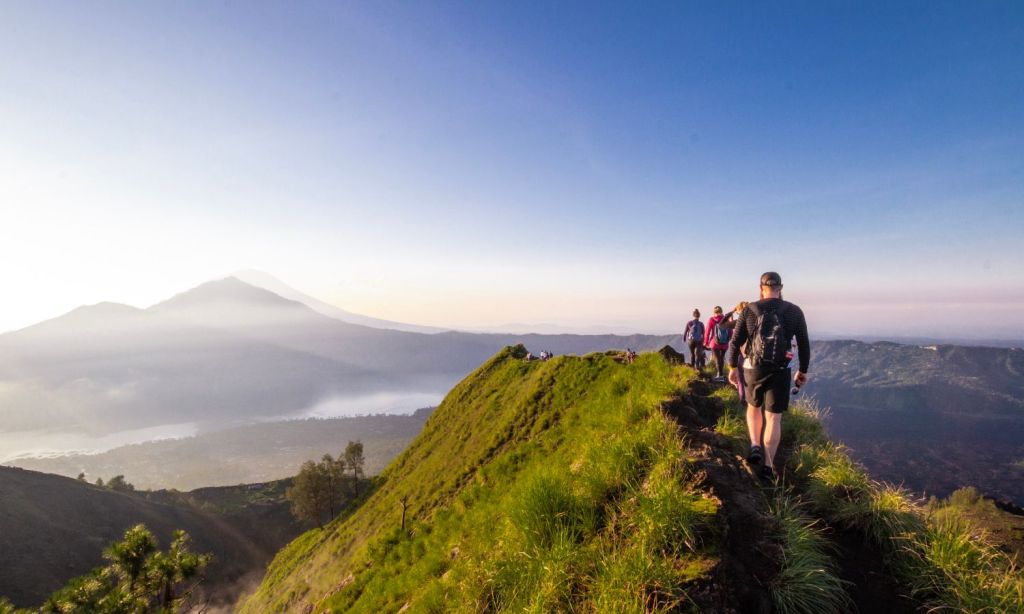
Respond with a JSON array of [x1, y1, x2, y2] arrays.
[[657, 345, 921, 613]]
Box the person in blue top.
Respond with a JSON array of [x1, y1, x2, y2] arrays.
[[683, 309, 705, 369]]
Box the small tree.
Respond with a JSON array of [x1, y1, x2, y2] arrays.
[[105, 524, 157, 592], [287, 460, 329, 528], [400, 495, 410, 532], [344, 441, 365, 496], [77, 472, 87, 482], [146, 530, 210, 608], [106, 475, 135, 493], [322, 454, 347, 518], [42, 524, 209, 613], [95, 477, 105, 488]]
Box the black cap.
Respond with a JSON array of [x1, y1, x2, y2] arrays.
[[760, 271, 782, 287]]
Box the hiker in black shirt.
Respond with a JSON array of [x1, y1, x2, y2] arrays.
[[727, 272, 810, 481]]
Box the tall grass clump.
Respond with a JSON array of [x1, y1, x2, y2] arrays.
[[910, 516, 1024, 613], [714, 411, 746, 445], [768, 495, 852, 614], [510, 472, 596, 550], [589, 543, 689, 614], [783, 398, 1024, 613], [782, 398, 829, 448]]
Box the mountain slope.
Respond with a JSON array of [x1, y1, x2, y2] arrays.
[[241, 347, 1024, 614], [809, 340, 1024, 503], [0, 278, 678, 440], [240, 348, 758, 612], [0, 290, 373, 434], [234, 270, 446, 334], [811, 340, 1024, 415], [0, 467, 305, 608]]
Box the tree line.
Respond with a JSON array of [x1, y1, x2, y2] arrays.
[[79, 473, 136, 493], [286, 440, 366, 528]]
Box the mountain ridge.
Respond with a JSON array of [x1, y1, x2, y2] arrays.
[[239, 346, 1024, 614]]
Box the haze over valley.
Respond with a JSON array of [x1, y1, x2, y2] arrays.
[[0, 273, 679, 463], [4, 275, 1021, 507]]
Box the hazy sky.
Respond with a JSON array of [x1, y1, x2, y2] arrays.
[[1, 2, 1022, 338]]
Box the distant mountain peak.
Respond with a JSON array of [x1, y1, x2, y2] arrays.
[[232, 270, 449, 334], [68, 301, 145, 316], [9, 301, 147, 336], [149, 276, 309, 313]]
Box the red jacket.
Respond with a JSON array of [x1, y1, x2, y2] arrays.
[[704, 314, 731, 350]]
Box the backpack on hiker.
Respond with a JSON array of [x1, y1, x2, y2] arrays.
[[685, 320, 704, 343], [746, 303, 791, 370], [713, 321, 730, 345]]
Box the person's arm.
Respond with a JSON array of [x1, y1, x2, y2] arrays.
[[684, 320, 693, 338], [792, 305, 810, 374], [720, 310, 737, 330], [728, 313, 750, 368]]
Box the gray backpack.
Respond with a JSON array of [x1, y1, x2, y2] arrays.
[[686, 320, 704, 342]]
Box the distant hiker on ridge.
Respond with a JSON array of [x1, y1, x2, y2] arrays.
[[704, 306, 731, 381], [727, 272, 810, 481], [683, 309, 705, 370]]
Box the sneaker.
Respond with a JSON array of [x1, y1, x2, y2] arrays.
[[760, 465, 776, 481], [746, 445, 763, 465]]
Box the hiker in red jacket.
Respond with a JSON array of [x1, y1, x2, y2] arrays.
[[703, 306, 730, 380]]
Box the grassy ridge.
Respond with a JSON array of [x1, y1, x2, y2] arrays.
[[243, 348, 1024, 613], [241, 347, 722, 612]]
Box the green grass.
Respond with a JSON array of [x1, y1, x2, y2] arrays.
[[782, 400, 1024, 613], [768, 495, 852, 614], [242, 349, 1024, 614], [913, 516, 1024, 612], [241, 347, 720, 613]]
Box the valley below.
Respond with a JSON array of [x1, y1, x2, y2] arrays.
[[824, 405, 1024, 505], [10, 410, 435, 490]]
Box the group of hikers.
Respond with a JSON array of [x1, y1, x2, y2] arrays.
[[520, 272, 809, 482], [524, 350, 555, 362], [684, 271, 810, 481]]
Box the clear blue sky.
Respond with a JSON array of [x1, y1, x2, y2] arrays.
[[1, 2, 1022, 338]]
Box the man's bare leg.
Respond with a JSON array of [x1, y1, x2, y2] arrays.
[[763, 412, 783, 468], [746, 404, 763, 448]]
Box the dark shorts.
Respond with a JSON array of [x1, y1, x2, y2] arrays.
[[743, 367, 791, 413]]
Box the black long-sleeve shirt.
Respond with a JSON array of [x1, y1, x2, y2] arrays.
[[727, 298, 811, 373]]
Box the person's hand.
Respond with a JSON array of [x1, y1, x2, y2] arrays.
[[794, 371, 808, 388], [728, 368, 739, 387]]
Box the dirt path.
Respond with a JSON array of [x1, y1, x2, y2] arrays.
[[666, 368, 924, 613], [663, 383, 775, 613]]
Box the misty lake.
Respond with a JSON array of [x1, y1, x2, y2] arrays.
[[0, 390, 446, 462], [0, 422, 199, 463], [297, 390, 445, 419]]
